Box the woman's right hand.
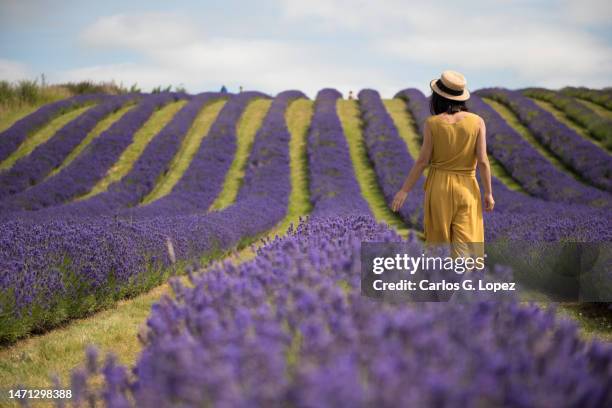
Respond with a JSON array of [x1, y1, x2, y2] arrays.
[[484, 193, 495, 212], [391, 190, 408, 212]]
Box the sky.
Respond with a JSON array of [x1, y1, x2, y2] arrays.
[[1, 0, 611, 98]]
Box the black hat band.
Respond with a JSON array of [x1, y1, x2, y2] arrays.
[[435, 79, 463, 96]]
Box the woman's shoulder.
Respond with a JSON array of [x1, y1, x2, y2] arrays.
[[466, 111, 485, 123], [463, 111, 482, 121]]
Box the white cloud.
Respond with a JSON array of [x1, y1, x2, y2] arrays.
[[561, 0, 612, 25], [60, 11, 398, 97], [81, 12, 199, 50], [280, 0, 612, 89], [379, 29, 612, 87], [0, 59, 33, 81]]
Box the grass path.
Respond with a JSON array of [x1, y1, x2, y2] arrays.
[[279, 98, 314, 230], [529, 97, 607, 151], [383, 99, 423, 160], [0, 283, 171, 392], [337, 100, 411, 238], [0, 96, 314, 392], [47, 102, 137, 179], [0, 104, 94, 171], [79, 100, 187, 200], [482, 97, 583, 181], [209, 99, 272, 211], [384, 99, 524, 192], [574, 97, 612, 120], [141, 99, 227, 204]]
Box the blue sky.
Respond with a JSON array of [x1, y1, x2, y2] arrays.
[[1, 0, 611, 98]]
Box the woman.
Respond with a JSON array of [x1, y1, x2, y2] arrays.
[[391, 70, 494, 247]]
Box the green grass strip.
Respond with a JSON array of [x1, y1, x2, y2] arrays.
[[209, 98, 272, 211], [384, 99, 524, 192], [277, 98, 314, 231], [383, 99, 423, 160], [530, 97, 607, 150], [0, 104, 94, 171], [47, 102, 137, 179], [141, 99, 227, 204], [80, 100, 188, 200], [482, 97, 582, 181], [574, 97, 612, 120], [275, 99, 314, 376], [337, 99, 411, 239]]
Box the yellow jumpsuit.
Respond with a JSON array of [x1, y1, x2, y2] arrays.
[[423, 113, 484, 246]]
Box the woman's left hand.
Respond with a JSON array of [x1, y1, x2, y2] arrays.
[[391, 190, 408, 212]]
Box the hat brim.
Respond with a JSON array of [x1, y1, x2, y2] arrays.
[[430, 79, 470, 101]]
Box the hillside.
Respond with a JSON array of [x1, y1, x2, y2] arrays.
[[0, 86, 611, 404]]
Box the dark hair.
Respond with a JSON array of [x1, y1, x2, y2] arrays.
[[429, 92, 469, 115]]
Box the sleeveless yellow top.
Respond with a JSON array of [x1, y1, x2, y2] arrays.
[[423, 112, 484, 246], [426, 112, 480, 177]]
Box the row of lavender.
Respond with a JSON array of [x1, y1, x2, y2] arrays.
[[67, 215, 612, 407], [0, 91, 303, 342]]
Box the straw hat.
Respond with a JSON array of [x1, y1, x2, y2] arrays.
[[430, 70, 470, 101]]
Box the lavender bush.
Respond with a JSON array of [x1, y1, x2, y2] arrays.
[[67, 216, 612, 407]]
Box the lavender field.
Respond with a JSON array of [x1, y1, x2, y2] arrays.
[[0, 86, 611, 406]]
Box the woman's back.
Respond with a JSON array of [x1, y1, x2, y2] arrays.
[[426, 112, 481, 176]]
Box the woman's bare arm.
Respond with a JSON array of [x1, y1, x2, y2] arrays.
[[476, 117, 495, 211], [391, 121, 433, 212]]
